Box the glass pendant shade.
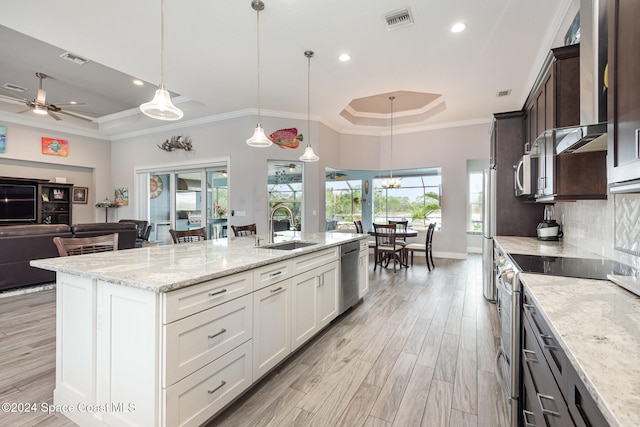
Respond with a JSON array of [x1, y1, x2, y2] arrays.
[[299, 144, 319, 162], [140, 85, 183, 121], [300, 50, 319, 162], [246, 123, 272, 147], [139, 0, 184, 122]]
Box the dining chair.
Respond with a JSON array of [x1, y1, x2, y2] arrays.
[[53, 233, 119, 257], [405, 222, 436, 270], [373, 223, 404, 272], [389, 220, 409, 265], [354, 220, 376, 252], [169, 227, 207, 244], [231, 223, 257, 237]]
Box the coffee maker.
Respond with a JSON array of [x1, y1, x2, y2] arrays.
[[537, 205, 563, 241]]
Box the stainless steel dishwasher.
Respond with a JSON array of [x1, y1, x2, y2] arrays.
[[339, 240, 361, 314]]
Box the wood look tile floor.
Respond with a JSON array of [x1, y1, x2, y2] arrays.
[[0, 254, 508, 427]]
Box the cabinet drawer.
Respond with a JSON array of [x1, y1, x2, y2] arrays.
[[164, 340, 252, 427], [522, 315, 572, 427], [523, 290, 568, 394], [163, 271, 253, 323], [290, 247, 339, 275], [253, 260, 292, 291], [567, 367, 609, 427], [164, 294, 252, 387]]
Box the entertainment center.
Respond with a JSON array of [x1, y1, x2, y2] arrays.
[[0, 177, 73, 225]]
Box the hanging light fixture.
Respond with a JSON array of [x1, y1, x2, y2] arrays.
[[246, 0, 272, 147], [381, 96, 401, 188], [299, 50, 320, 162], [140, 0, 184, 121]]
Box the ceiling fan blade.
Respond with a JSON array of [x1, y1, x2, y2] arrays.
[[57, 109, 94, 122], [16, 108, 31, 114], [60, 108, 101, 117], [37, 89, 47, 104], [47, 111, 62, 121], [54, 102, 87, 107], [0, 93, 29, 106]]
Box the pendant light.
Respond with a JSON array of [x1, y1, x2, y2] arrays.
[[299, 50, 319, 162], [140, 0, 184, 121], [381, 96, 401, 188], [246, 0, 272, 147]]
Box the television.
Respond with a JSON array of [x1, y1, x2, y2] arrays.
[[0, 184, 37, 222]]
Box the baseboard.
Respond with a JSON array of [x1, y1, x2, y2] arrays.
[[0, 283, 55, 298]]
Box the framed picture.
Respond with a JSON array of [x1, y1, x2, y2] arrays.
[[72, 187, 88, 204], [42, 137, 68, 156]]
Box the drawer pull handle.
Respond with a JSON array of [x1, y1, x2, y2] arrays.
[[269, 271, 283, 277], [270, 286, 283, 293], [540, 334, 558, 350], [522, 409, 537, 427], [208, 380, 227, 394], [208, 289, 227, 297], [208, 328, 227, 339], [537, 393, 561, 417], [522, 349, 539, 363], [523, 303, 534, 311]]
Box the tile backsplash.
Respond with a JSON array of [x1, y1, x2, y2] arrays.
[[556, 193, 640, 268]]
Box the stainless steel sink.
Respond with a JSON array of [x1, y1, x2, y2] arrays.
[[258, 241, 318, 250]]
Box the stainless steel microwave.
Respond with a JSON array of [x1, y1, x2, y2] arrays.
[[514, 153, 536, 197]]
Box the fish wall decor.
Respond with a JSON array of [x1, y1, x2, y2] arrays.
[[269, 128, 302, 149]]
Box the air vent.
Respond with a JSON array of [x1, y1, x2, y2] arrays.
[[59, 52, 90, 65], [497, 89, 512, 97], [2, 83, 28, 92], [383, 7, 414, 31]]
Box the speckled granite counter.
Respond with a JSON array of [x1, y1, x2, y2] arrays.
[[31, 232, 366, 293], [495, 236, 603, 259], [521, 273, 640, 427]]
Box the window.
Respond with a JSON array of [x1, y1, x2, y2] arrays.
[[468, 171, 484, 232], [267, 161, 303, 230], [373, 172, 441, 231], [325, 179, 362, 231]]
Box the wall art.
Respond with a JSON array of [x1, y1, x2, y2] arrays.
[[0, 126, 6, 153], [72, 187, 88, 204], [115, 187, 129, 206], [269, 128, 302, 149], [42, 137, 68, 156]]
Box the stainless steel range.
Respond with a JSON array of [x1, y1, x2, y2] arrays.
[[493, 244, 521, 427]]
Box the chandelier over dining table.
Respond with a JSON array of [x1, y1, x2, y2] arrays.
[[381, 95, 401, 188]]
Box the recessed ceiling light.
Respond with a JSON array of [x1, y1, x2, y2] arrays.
[[451, 22, 466, 33], [339, 54, 351, 62], [69, 101, 78, 105], [133, 80, 144, 86]]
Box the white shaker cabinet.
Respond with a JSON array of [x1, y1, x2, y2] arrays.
[[252, 278, 292, 380], [358, 239, 369, 298]]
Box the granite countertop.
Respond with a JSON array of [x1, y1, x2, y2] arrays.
[[521, 273, 640, 427], [31, 232, 366, 293], [495, 236, 604, 259]]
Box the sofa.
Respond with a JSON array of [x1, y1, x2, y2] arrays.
[[0, 222, 137, 292]]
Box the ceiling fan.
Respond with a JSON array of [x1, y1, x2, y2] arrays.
[[0, 72, 98, 122]]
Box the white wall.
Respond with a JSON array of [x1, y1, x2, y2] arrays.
[[0, 122, 111, 223], [337, 123, 491, 258], [111, 115, 326, 234]]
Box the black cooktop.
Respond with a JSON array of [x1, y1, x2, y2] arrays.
[[508, 253, 639, 280]]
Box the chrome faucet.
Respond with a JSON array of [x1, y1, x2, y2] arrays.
[[268, 204, 294, 243]]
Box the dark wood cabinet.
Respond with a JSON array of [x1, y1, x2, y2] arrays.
[[38, 183, 73, 225], [608, 0, 640, 186], [491, 111, 544, 236], [521, 289, 609, 427], [523, 44, 607, 201]]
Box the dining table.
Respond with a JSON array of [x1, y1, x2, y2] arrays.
[[368, 229, 418, 268]]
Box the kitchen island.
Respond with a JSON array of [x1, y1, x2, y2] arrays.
[[31, 232, 368, 427], [495, 236, 640, 427]]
